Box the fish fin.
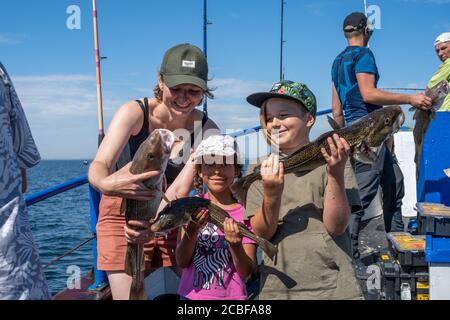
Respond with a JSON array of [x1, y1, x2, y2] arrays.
[[255, 235, 278, 261], [120, 198, 127, 215], [127, 244, 147, 300], [327, 115, 341, 130], [162, 193, 171, 204], [352, 150, 375, 164], [352, 142, 377, 164], [129, 284, 147, 300]]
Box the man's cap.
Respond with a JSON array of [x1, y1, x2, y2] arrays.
[[435, 32, 450, 45], [160, 43, 208, 91], [246, 80, 317, 118], [343, 12, 368, 32], [195, 135, 240, 163]]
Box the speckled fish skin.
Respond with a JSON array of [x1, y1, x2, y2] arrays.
[[124, 129, 175, 300], [150, 196, 278, 260], [232, 105, 405, 205]]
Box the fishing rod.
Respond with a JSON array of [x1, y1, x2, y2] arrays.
[[203, 0, 212, 117], [93, 0, 105, 146], [280, 0, 286, 81], [90, 0, 108, 291]]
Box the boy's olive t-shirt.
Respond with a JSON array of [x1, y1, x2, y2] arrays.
[[245, 159, 363, 300]]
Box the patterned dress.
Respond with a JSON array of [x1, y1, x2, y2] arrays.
[[0, 62, 50, 300]]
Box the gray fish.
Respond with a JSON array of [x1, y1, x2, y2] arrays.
[[124, 129, 176, 300], [150, 197, 278, 260], [413, 80, 450, 179], [232, 105, 405, 205]]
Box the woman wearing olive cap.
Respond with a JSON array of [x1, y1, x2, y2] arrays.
[[88, 43, 219, 300]]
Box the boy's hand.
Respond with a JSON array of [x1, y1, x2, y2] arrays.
[[321, 134, 350, 178], [261, 154, 284, 197], [224, 218, 242, 247]]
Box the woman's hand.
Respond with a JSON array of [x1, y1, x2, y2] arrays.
[[124, 220, 153, 244], [224, 218, 242, 247], [101, 162, 162, 200], [321, 134, 350, 178], [261, 154, 284, 197]]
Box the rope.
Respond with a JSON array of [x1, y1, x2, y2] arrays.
[[42, 235, 96, 270]]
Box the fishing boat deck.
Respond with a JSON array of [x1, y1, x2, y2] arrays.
[[53, 273, 111, 300]]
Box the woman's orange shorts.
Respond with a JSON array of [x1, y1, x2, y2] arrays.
[[96, 195, 178, 271]]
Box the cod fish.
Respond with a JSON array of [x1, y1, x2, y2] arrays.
[[150, 197, 278, 260], [124, 128, 176, 300], [232, 105, 405, 204], [413, 80, 450, 179]]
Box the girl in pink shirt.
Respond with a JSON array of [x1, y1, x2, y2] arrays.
[[176, 135, 257, 300]]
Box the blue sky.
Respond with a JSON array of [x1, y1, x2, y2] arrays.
[[1, 0, 449, 159]]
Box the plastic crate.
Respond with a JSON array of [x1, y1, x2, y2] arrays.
[[387, 232, 426, 267], [417, 202, 450, 237], [425, 235, 450, 263], [380, 260, 429, 300]]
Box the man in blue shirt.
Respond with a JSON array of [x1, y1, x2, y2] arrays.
[[331, 12, 432, 259]]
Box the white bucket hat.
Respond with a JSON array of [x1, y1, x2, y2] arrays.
[[435, 32, 450, 45], [195, 135, 240, 163]]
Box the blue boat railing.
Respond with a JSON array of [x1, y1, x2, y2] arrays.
[[25, 175, 89, 207], [26, 108, 335, 293]]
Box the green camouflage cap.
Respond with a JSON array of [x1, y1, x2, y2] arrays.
[[160, 43, 208, 91], [246, 80, 317, 118]]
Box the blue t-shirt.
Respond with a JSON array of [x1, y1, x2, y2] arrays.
[[331, 46, 382, 124]]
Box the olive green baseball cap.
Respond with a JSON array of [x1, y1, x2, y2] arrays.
[[247, 80, 317, 118], [160, 43, 208, 91]]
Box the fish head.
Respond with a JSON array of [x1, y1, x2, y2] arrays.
[[150, 212, 181, 233], [365, 105, 405, 147], [131, 129, 176, 173]]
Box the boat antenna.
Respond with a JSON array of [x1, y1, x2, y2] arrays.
[[364, 0, 371, 48], [203, 0, 212, 117], [280, 0, 286, 81], [93, 0, 105, 146]]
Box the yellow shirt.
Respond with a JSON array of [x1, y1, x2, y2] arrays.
[[428, 58, 450, 112]]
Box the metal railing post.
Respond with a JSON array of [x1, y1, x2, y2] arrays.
[[87, 185, 108, 291]]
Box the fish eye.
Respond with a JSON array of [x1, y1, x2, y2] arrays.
[[385, 118, 391, 125], [147, 154, 155, 161]]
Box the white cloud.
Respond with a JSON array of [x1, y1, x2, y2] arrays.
[[209, 78, 272, 100], [0, 32, 27, 45], [12, 74, 121, 118]]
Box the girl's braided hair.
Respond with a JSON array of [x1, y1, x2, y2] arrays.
[[193, 154, 243, 198]]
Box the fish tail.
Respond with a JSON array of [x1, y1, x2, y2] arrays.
[[255, 236, 278, 261], [126, 243, 147, 300]]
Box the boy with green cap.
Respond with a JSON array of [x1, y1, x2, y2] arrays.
[[244, 80, 363, 300]]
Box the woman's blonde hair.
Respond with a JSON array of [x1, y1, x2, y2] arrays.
[[153, 72, 215, 104]]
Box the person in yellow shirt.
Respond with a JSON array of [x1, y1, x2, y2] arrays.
[[428, 32, 450, 111], [413, 32, 450, 178]]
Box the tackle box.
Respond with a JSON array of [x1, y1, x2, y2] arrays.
[[386, 232, 426, 267], [380, 260, 429, 300], [417, 202, 450, 237]]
